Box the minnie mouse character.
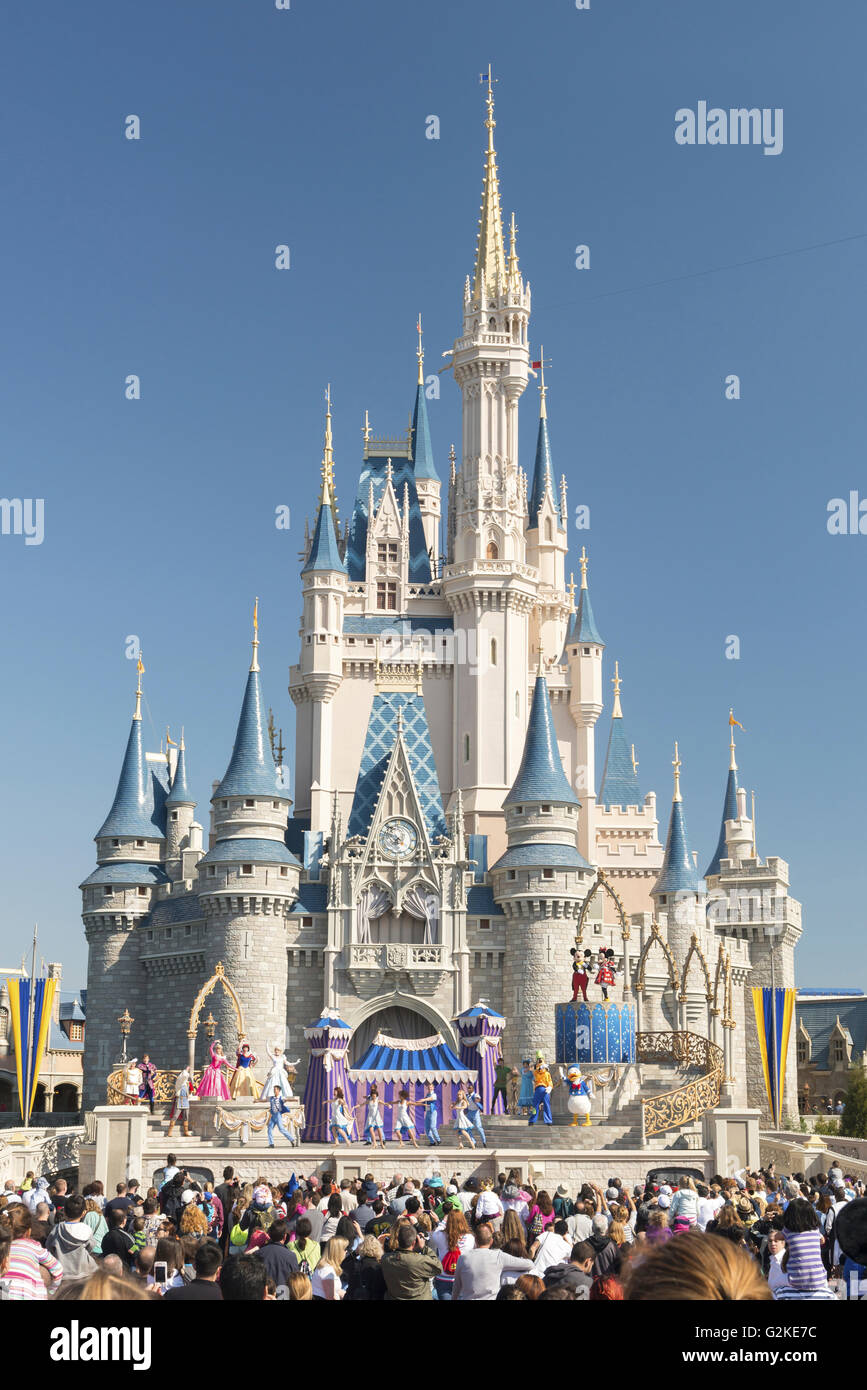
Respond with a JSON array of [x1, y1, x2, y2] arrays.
[[595, 948, 617, 1001]]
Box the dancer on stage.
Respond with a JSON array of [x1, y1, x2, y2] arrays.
[[393, 1089, 420, 1148], [138, 1054, 158, 1113], [195, 1040, 232, 1100], [230, 1041, 261, 1099], [123, 1058, 143, 1105], [329, 1086, 355, 1144], [421, 1081, 441, 1146], [261, 1043, 292, 1100], [167, 1067, 192, 1137], [559, 1065, 593, 1127], [528, 1053, 554, 1126], [570, 948, 592, 1003], [465, 1085, 487, 1147], [267, 1083, 297, 1148], [356, 1085, 387, 1149], [452, 1085, 476, 1150], [518, 1059, 535, 1117]]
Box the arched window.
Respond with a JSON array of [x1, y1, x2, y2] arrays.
[[490, 638, 497, 666], [515, 690, 520, 717], [544, 518, 553, 542], [486, 541, 499, 560]]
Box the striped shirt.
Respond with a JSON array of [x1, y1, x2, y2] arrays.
[[781, 1230, 829, 1292], [5, 1238, 63, 1300]]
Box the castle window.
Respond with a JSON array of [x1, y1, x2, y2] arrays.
[[272, 801, 280, 809], [184, 924, 192, 936], [302, 916, 313, 928], [464, 734, 470, 762], [137, 886, 147, 897], [280, 866, 288, 877], [376, 581, 397, 611], [377, 542, 398, 565], [222, 801, 228, 809], [146, 929, 154, 941], [245, 799, 254, 808], [136, 839, 145, 848], [207, 866, 216, 877], [514, 806, 523, 815], [486, 541, 499, 560], [515, 691, 520, 716], [544, 518, 553, 542], [541, 804, 551, 814], [490, 638, 497, 665], [797, 1040, 808, 1064], [165, 927, 172, 939], [542, 868, 554, 880], [70, 1022, 83, 1041], [103, 886, 112, 897], [479, 918, 490, 931], [593, 922, 602, 935], [112, 839, 120, 847], [583, 647, 590, 656], [171, 811, 178, 822], [833, 1039, 845, 1064], [507, 870, 516, 881], [241, 864, 254, 876]]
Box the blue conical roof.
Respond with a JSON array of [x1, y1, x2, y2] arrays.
[[504, 675, 580, 806], [704, 767, 739, 877], [562, 583, 604, 653], [528, 413, 556, 522], [96, 716, 166, 840], [653, 798, 702, 895], [302, 496, 346, 574], [215, 668, 289, 800], [411, 380, 439, 481], [599, 717, 642, 808], [166, 742, 195, 807]]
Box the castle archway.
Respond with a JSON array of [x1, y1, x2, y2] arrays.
[[347, 991, 458, 1064]]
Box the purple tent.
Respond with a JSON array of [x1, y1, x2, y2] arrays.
[[348, 1031, 476, 1140], [454, 1002, 506, 1114], [301, 1010, 357, 1142]]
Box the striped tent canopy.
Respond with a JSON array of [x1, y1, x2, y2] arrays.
[[350, 1031, 476, 1084], [304, 1010, 352, 1037]]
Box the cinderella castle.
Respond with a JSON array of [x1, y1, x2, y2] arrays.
[[80, 80, 802, 1146]]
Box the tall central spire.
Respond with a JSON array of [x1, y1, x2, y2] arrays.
[[473, 65, 506, 301]]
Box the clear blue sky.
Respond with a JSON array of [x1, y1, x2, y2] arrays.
[[1, 0, 864, 987]]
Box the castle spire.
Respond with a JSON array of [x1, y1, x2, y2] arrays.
[[303, 390, 347, 575], [528, 358, 556, 520], [504, 672, 579, 807], [473, 65, 506, 301], [611, 660, 623, 719], [411, 325, 439, 482], [562, 547, 604, 651], [704, 711, 742, 877], [166, 728, 194, 807], [215, 618, 288, 800], [95, 660, 165, 841], [652, 742, 702, 895], [599, 663, 642, 809], [416, 313, 424, 386], [134, 652, 144, 721]]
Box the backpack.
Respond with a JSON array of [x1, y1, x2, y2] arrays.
[[441, 1247, 461, 1276]]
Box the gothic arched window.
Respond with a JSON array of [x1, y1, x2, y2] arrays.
[[486, 541, 499, 560], [490, 638, 497, 666]]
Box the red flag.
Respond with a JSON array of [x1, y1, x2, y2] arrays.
[[531, 360, 542, 369]]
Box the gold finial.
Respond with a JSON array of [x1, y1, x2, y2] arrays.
[[134, 652, 145, 721], [728, 708, 743, 771], [320, 384, 336, 509], [751, 789, 757, 860], [672, 741, 682, 802], [416, 314, 424, 385], [179, 726, 185, 752], [538, 343, 547, 419], [567, 571, 576, 611], [579, 546, 588, 590], [611, 661, 623, 719], [536, 648, 545, 677], [630, 743, 639, 775], [250, 597, 260, 672], [473, 65, 506, 299], [362, 409, 372, 447], [481, 62, 497, 150]]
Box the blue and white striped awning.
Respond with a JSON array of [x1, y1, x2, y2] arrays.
[[349, 1031, 476, 1083]]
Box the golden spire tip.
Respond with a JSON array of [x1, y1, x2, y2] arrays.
[[134, 651, 144, 721], [672, 741, 682, 802], [250, 597, 260, 672], [611, 660, 623, 719], [579, 546, 588, 590], [416, 314, 424, 386]]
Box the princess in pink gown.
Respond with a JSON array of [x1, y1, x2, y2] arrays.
[[195, 1041, 232, 1100]]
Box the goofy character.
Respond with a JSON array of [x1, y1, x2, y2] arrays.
[[528, 1053, 554, 1126]]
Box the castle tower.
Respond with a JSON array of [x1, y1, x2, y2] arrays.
[[196, 606, 301, 1061], [411, 318, 442, 570], [563, 549, 604, 863], [598, 662, 641, 809], [651, 743, 706, 1032], [443, 74, 538, 836], [80, 660, 168, 1106], [164, 734, 202, 881], [295, 389, 348, 832], [594, 661, 663, 915], [705, 712, 741, 877], [492, 665, 593, 1065], [525, 364, 569, 664]]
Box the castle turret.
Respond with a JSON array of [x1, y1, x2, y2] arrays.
[[197, 608, 300, 1062], [164, 733, 203, 881], [563, 549, 604, 863], [411, 318, 441, 570], [651, 743, 706, 1030], [705, 712, 741, 877], [492, 665, 593, 1065], [526, 365, 568, 664], [598, 662, 642, 809], [80, 659, 168, 1107]]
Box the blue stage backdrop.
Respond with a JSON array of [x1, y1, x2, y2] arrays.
[[555, 1001, 636, 1065]]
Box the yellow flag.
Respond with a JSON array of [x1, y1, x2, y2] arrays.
[[137, 654, 145, 675], [729, 712, 743, 730]]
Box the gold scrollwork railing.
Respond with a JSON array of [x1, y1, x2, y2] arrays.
[[107, 1069, 203, 1106], [636, 1031, 725, 1139]]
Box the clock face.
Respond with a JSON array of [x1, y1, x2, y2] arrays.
[[378, 818, 418, 858]]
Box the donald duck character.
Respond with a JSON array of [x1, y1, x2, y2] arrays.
[[560, 1065, 593, 1127]]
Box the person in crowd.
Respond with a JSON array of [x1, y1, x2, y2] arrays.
[[101, 1207, 136, 1266], [772, 1198, 837, 1301], [544, 1239, 595, 1296], [430, 1208, 474, 1299], [83, 1197, 109, 1255], [46, 1194, 99, 1281], [5, 1205, 63, 1300], [342, 1234, 387, 1301], [254, 1219, 296, 1290], [380, 1223, 442, 1300], [289, 1217, 321, 1276], [220, 1253, 268, 1301], [287, 1273, 313, 1301], [451, 1222, 533, 1300], [312, 1236, 348, 1300], [163, 1240, 224, 1301], [531, 1218, 573, 1276]]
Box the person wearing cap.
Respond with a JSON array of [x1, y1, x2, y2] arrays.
[[528, 1054, 554, 1126], [553, 1184, 575, 1221]]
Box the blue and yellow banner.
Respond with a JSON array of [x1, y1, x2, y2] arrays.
[[752, 985, 795, 1128], [5, 974, 56, 1124]]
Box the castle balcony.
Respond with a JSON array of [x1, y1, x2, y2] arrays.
[[344, 942, 449, 996]]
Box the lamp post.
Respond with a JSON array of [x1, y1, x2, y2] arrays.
[[117, 1008, 134, 1066], [203, 1011, 217, 1041]]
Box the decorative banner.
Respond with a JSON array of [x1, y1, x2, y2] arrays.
[[752, 986, 795, 1129], [5, 973, 57, 1124]]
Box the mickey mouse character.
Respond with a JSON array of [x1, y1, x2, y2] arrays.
[[570, 947, 593, 1002], [595, 948, 617, 1001]]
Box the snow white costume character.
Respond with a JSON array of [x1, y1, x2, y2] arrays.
[[230, 1042, 262, 1099]]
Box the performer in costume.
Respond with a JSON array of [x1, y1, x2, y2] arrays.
[[559, 1065, 593, 1127], [230, 1042, 261, 1099], [393, 1089, 419, 1148], [518, 1059, 535, 1117], [328, 1085, 354, 1144], [267, 1083, 297, 1147], [261, 1043, 291, 1100], [508, 1066, 520, 1116], [465, 1085, 487, 1147], [123, 1059, 143, 1105], [356, 1085, 387, 1149], [452, 1086, 476, 1150], [570, 948, 592, 1003], [595, 949, 616, 1002], [167, 1067, 192, 1137], [421, 1081, 441, 1146], [195, 1041, 232, 1100], [528, 1053, 554, 1126], [138, 1054, 158, 1113]]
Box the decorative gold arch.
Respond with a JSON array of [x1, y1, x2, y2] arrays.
[[187, 962, 246, 1042], [680, 933, 712, 1003], [576, 868, 630, 944], [635, 922, 680, 994]]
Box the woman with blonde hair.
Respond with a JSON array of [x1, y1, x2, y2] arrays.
[[312, 1236, 348, 1300], [54, 1269, 152, 1301], [668, 1175, 699, 1233], [624, 1228, 772, 1300], [82, 1198, 109, 1256], [288, 1272, 313, 1300]]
